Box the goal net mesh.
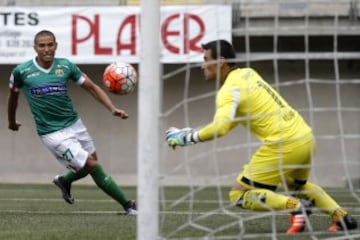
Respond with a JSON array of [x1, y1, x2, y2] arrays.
[[158, 0, 360, 239]]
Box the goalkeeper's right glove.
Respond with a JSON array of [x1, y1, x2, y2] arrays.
[[166, 127, 198, 149]]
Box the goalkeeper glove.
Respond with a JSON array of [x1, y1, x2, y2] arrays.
[[166, 127, 199, 149]]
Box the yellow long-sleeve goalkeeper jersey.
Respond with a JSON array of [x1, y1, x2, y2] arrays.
[[197, 68, 312, 143]]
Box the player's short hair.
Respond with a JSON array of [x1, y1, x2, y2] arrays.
[[34, 30, 56, 45], [201, 39, 236, 67]]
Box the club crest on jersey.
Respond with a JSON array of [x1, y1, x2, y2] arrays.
[[55, 69, 64, 77]]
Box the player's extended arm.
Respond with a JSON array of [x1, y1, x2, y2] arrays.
[[165, 104, 238, 148], [81, 74, 128, 119], [166, 107, 239, 149], [197, 89, 241, 141], [197, 118, 237, 141], [7, 89, 21, 131]]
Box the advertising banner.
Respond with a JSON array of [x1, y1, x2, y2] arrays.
[[0, 6, 231, 64]]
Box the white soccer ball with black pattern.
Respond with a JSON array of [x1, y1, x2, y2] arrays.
[[102, 62, 138, 95]]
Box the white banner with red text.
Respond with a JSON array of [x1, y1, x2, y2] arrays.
[[0, 6, 231, 64]]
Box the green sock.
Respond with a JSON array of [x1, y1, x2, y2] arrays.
[[90, 164, 129, 208], [63, 167, 90, 184]]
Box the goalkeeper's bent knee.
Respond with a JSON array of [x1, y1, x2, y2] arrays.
[[229, 189, 301, 211]]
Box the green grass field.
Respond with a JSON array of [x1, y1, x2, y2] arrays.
[[0, 184, 359, 240]]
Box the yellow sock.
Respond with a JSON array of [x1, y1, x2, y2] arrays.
[[229, 189, 300, 211], [297, 182, 343, 216]]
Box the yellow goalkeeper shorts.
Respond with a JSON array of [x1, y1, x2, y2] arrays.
[[237, 134, 316, 190]]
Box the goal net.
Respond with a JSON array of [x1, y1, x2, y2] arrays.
[[141, 0, 360, 239]]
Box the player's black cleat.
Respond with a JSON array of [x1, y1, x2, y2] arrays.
[[125, 200, 137, 216], [329, 214, 358, 232], [53, 175, 74, 204]]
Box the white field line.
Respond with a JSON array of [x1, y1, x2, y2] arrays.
[[0, 209, 348, 216], [0, 198, 359, 206]]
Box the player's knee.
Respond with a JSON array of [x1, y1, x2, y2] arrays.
[[85, 154, 98, 170]]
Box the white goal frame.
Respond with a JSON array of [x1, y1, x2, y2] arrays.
[[137, 1, 161, 240]]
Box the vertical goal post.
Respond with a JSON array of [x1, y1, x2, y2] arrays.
[[137, 1, 161, 240]]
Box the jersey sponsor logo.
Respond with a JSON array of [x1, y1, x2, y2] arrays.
[[20, 67, 33, 74], [57, 64, 69, 69], [29, 83, 67, 97], [27, 71, 41, 79]]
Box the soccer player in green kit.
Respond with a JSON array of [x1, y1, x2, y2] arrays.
[[7, 30, 137, 215], [166, 39, 357, 233]]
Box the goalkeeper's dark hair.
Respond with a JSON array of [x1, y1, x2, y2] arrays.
[[34, 30, 56, 45], [201, 40, 237, 67]]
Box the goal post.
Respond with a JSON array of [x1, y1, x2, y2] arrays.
[[137, 1, 161, 240]]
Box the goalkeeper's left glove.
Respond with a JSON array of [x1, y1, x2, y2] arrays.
[[166, 127, 199, 149]]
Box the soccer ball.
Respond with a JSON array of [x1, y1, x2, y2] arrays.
[[102, 62, 138, 95]]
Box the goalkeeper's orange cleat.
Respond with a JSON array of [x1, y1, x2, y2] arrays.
[[286, 199, 312, 234], [328, 214, 358, 232], [286, 214, 306, 234], [328, 224, 341, 232]]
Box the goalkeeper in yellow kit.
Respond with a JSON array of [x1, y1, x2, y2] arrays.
[[166, 39, 357, 234]]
